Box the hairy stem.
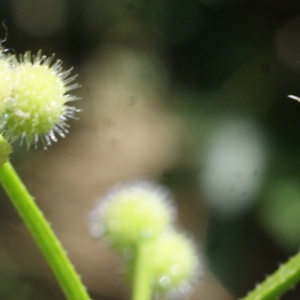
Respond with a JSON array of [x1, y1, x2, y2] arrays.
[[242, 251, 300, 300], [0, 161, 91, 300]]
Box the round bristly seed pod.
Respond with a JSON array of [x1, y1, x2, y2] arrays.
[[5, 50, 81, 149], [150, 230, 202, 298], [90, 180, 176, 250]]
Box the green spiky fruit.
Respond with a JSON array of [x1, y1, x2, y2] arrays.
[[5, 51, 80, 148], [0, 56, 13, 121], [150, 230, 201, 296], [90, 180, 175, 250]]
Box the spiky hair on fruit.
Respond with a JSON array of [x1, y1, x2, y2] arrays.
[[0, 53, 14, 121], [4, 50, 80, 149]]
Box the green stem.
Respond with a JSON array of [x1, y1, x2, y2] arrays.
[[132, 239, 153, 300], [242, 251, 300, 300], [0, 161, 91, 300]]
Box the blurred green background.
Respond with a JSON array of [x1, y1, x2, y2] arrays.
[[1, 0, 300, 299]]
